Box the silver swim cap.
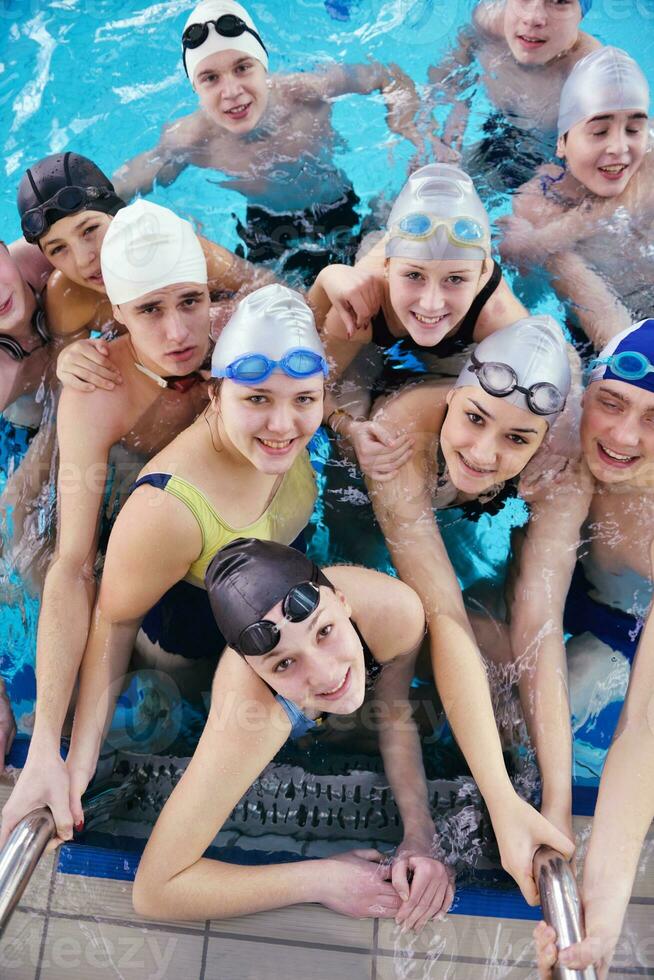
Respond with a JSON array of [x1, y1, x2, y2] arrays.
[[211, 284, 327, 382], [455, 316, 571, 417], [558, 46, 650, 137], [386, 165, 491, 263]]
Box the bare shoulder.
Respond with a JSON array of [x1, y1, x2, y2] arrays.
[[513, 167, 567, 224], [575, 31, 602, 58], [274, 72, 318, 102], [473, 0, 504, 38], [324, 565, 425, 662], [162, 110, 209, 150], [44, 271, 101, 337], [57, 381, 131, 450]]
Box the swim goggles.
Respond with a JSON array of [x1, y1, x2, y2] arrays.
[[236, 580, 324, 656], [20, 185, 114, 242], [588, 350, 654, 382], [0, 299, 49, 362], [389, 213, 489, 252], [182, 15, 268, 76], [216, 348, 329, 384], [469, 350, 566, 416]]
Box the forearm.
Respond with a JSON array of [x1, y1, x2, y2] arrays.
[[514, 632, 572, 812], [378, 710, 435, 845], [31, 559, 96, 747], [68, 610, 140, 774], [135, 855, 322, 921], [548, 252, 633, 350], [383, 64, 421, 144], [584, 724, 654, 907]]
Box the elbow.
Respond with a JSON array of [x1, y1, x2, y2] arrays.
[[132, 868, 165, 919]]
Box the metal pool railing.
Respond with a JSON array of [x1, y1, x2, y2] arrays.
[[534, 846, 598, 980]]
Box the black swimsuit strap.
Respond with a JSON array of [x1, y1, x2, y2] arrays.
[[456, 260, 502, 343]]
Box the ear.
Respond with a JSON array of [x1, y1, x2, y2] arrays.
[[112, 304, 125, 326], [445, 387, 455, 407], [383, 257, 390, 280], [556, 134, 567, 159], [334, 588, 352, 619]]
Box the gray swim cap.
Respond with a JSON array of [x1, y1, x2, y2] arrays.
[[211, 283, 327, 379], [386, 165, 490, 263], [558, 47, 650, 137], [455, 316, 571, 417]]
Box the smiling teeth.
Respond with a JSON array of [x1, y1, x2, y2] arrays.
[[601, 444, 635, 461], [321, 672, 347, 696], [600, 165, 627, 173], [414, 312, 446, 324], [227, 104, 248, 114], [260, 438, 292, 448]]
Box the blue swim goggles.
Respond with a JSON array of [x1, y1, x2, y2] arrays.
[[389, 213, 488, 251], [588, 350, 654, 382], [216, 348, 329, 384]]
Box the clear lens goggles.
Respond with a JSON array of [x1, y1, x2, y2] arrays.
[[220, 348, 328, 384], [470, 352, 565, 416], [590, 350, 654, 383], [237, 581, 321, 656], [389, 213, 488, 251]]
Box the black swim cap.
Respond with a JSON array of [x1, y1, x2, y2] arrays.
[[205, 537, 332, 654], [17, 152, 125, 244]]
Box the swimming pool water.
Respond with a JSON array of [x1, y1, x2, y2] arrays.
[[1, 0, 653, 776]]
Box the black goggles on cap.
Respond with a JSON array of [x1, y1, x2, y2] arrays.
[[182, 15, 268, 76], [236, 577, 329, 657], [20, 185, 113, 243], [468, 351, 566, 416]]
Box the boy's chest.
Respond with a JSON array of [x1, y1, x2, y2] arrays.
[[478, 43, 567, 130], [585, 490, 654, 580], [189, 103, 334, 178]]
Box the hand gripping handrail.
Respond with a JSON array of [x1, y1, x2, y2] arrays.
[[0, 775, 143, 938], [534, 846, 598, 980], [0, 807, 55, 937]]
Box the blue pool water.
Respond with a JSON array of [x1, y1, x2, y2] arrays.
[[1, 0, 653, 779]]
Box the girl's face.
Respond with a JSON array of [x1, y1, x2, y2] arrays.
[[194, 50, 269, 132], [39, 210, 113, 292], [0, 243, 32, 332], [503, 0, 582, 65], [557, 110, 649, 197], [113, 282, 211, 376], [245, 587, 367, 717], [387, 257, 483, 346], [215, 372, 324, 475], [440, 387, 548, 493], [581, 380, 654, 486]]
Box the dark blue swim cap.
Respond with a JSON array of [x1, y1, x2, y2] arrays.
[[17, 152, 125, 244], [588, 319, 654, 395]]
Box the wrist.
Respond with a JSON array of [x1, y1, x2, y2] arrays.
[[29, 725, 65, 754], [328, 409, 356, 438]]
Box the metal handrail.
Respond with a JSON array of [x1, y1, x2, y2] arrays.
[[0, 807, 55, 937], [534, 846, 598, 980]]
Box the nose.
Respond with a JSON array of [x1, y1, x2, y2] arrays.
[[265, 400, 294, 435], [420, 280, 445, 312], [220, 72, 244, 101], [72, 238, 96, 272], [469, 428, 498, 465], [605, 125, 630, 157], [522, 0, 547, 25], [608, 412, 640, 448], [163, 309, 192, 346]]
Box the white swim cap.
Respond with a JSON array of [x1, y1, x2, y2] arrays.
[[211, 283, 327, 379], [455, 316, 571, 417], [558, 46, 649, 137], [101, 200, 207, 306], [183, 0, 269, 86], [386, 165, 491, 263]]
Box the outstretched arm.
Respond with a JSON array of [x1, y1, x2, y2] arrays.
[[0, 389, 122, 846], [112, 122, 190, 201], [508, 473, 590, 840], [547, 251, 633, 350], [366, 384, 574, 904]]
